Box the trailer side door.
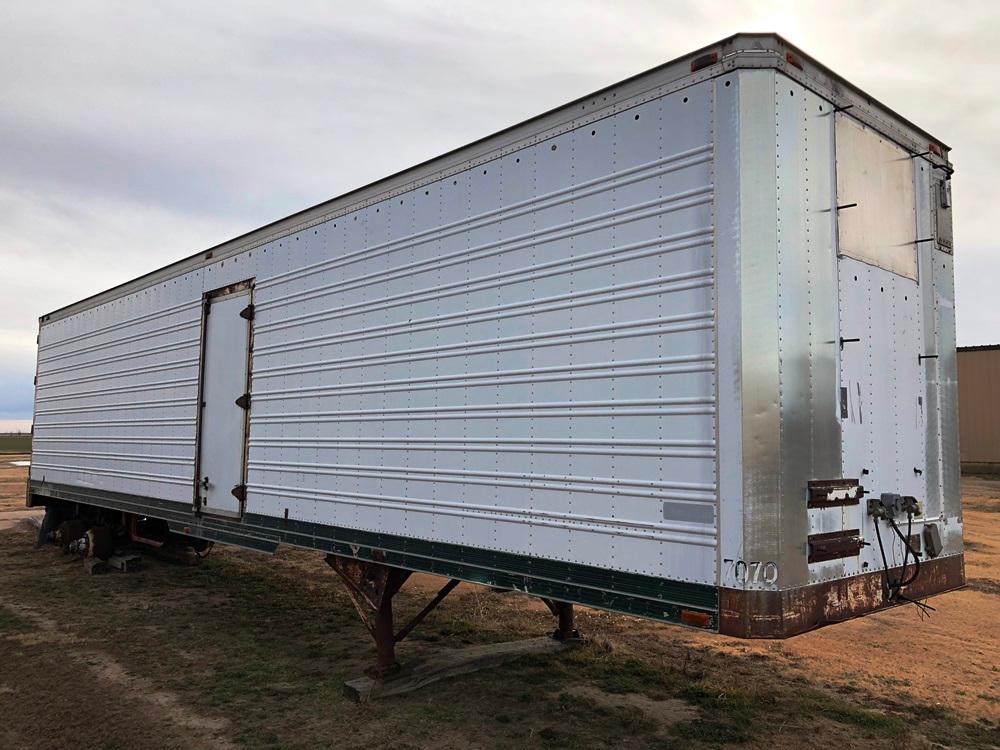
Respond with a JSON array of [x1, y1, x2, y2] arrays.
[[195, 281, 253, 516]]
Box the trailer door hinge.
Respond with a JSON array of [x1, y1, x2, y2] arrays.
[[239, 303, 255, 320], [235, 392, 251, 410], [231, 484, 247, 503]]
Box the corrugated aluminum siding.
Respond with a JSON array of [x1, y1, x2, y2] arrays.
[[957, 347, 1000, 468], [33, 293, 203, 503], [32, 79, 718, 584]]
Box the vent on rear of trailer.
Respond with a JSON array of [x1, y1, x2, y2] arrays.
[[690, 51, 718, 71], [933, 176, 954, 251]]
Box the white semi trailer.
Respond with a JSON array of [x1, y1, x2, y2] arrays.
[[28, 34, 962, 671]]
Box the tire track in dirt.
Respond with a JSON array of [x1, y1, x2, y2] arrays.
[[0, 596, 237, 749]]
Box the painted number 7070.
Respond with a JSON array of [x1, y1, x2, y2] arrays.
[[723, 558, 779, 584]]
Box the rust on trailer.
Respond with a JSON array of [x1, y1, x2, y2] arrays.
[[718, 553, 965, 638], [806, 529, 864, 563], [325, 554, 410, 634], [680, 609, 713, 629], [324, 553, 412, 677], [806, 478, 863, 508]]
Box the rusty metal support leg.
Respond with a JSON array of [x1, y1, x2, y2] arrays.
[[556, 602, 577, 640], [394, 578, 461, 644], [373, 594, 397, 676], [554, 602, 579, 641], [540, 598, 580, 641], [325, 553, 411, 679]]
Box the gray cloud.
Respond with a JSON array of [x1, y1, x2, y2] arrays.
[[1, 0, 997, 426]]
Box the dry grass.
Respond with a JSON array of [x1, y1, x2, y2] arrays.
[[0, 434, 31, 454]]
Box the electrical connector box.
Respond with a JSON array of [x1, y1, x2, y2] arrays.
[[923, 524, 943, 558], [869, 493, 920, 519], [867, 497, 891, 519]]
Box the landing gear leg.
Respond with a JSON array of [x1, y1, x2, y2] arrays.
[[542, 599, 581, 641], [324, 553, 461, 679]]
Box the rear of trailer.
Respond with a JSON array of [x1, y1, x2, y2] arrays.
[[28, 33, 963, 640]]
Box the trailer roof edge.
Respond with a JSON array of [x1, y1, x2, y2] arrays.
[[39, 32, 952, 324], [957, 344, 1000, 352]]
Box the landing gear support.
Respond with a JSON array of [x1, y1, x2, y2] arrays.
[[326, 555, 584, 701], [324, 553, 460, 679], [541, 599, 581, 641]]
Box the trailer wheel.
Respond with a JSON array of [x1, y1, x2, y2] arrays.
[[55, 519, 87, 552], [87, 527, 114, 561]]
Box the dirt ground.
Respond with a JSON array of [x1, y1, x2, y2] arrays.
[[1, 459, 997, 749], [0, 455, 30, 514]]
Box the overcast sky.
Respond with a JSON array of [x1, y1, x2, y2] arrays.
[[1, 1, 997, 429]]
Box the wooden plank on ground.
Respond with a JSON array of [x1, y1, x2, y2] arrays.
[[344, 635, 577, 702]]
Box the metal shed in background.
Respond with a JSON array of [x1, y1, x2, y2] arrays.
[[958, 345, 1000, 473]]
